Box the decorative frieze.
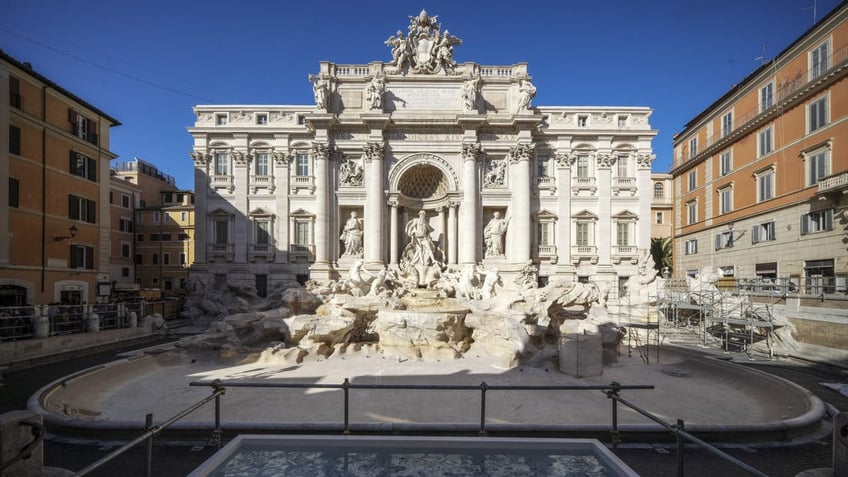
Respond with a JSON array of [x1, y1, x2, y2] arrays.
[[595, 153, 614, 169]]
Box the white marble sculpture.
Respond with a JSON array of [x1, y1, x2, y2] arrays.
[[312, 78, 329, 111], [338, 156, 363, 187], [384, 9, 462, 74], [484, 212, 509, 257], [400, 210, 443, 287], [366, 74, 385, 110], [516, 78, 537, 112], [340, 211, 364, 257], [483, 158, 507, 187], [462, 75, 481, 111]]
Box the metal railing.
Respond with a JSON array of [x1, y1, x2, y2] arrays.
[[0, 419, 45, 473]]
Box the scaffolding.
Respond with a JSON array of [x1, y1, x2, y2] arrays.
[[657, 278, 778, 359]]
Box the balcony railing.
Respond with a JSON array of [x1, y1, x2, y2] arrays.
[[208, 243, 234, 261], [537, 244, 557, 257], [249, 175, 275, 193], [537, 176, 555, 186], [613, 177, 636, 186], [291, 175, 315, 193], [572, 245, 596, 255], [248, 243, 275, 261], [574, 177, 595, 186], [290, 243, 315, 261], [210, 175, 234, 192], [614, 245, 638, 255], [818, 171, 848, 193]]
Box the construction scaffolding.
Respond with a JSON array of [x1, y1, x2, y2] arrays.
[[657, 278, 778, 359]]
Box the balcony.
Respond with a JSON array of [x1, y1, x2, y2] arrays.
[[570, 245, 598, 265], [572, 177, 597, 196], [289, 243, 315, 262], [537, 244, 557, 262], [207, 243, 234, 262], [612, 245, 638, 264], [817, 171, 848, 194], [250, 175, 275, 194], [248, 243, 275, 262], [210, 175, 234, 193], [291, 175, 315, 194], [613, 177, 637, 196]]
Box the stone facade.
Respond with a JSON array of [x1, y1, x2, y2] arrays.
[[188, 11, 656, 294]]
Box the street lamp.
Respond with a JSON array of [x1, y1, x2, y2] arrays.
[[54, 225, 78, 241]]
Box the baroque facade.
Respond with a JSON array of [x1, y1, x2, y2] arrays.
[[189, 11, 656, 294]]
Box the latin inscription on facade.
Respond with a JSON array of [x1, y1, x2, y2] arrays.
[[387, 86, 460, 110]]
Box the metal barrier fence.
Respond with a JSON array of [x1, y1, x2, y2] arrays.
[[0, 301, 179, 342], [69, 379, 769, 477]]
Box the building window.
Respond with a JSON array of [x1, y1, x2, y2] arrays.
[[161, 233, 172, 241], [760, 82, 774, 112], [152, 277, 159, 285], [806, 149, 830, 186], [801, 209, 833, 235], [136, 211, 143, 224], [69, 109, 97, 144], [121, 267, 130, 278], [180, 253, 187, 265], [214, 219, 229, 244], [718, 186, 733, 215], [163, 192, 173, 203], [721, 111, 733, 137], [216, 114, 228, 125], [536, 154, 551, 179], [575, 222, 590, 246], [656, 212, 663, 224], [68, 195, 96, 224], [653, 182, 664, 199], [688, 137, 697, 159], [256, 114, 268, 125], [121, 243, 131, 258], [684, 239, 698, 255], [810, 40, 829, 80], [178, 233, 189, 241], [70, 244, 94, 269], [576, 155, 590, 178], [295, 152, 309, 176], [294, 221, 310, 246], [9, 76, 21, 108], [255, 220, 271, 245], [135, 254, 143, 265], [9, 125, 21, 155], [686, 201, 697, 225], [121, 194, 130, 208], [69, 151, 97, 182], [256, 274, 268, 298], [537, 222, 552, 246], [151, 234, 160, 242], [176, 193, 184, 203], [808, 96, 828, 133], [756, 168, 774, 202], [758, 127, 773, 157], [616, 222, 631, 246], [119, 218, 133, 233], [715, 231, 734, 250], [616, 155, 629, 178], [8, 178, 19, 208], [687, 170, 696, 191], [577, 115, 588, 127], [181, 212, 188, 222], [752, 221, 775, 244], [255, 152, 270, 176], [153, 212, 161, 223], [163, 253, 171, 265], [152, 254, 159, 265], [617, 115, 628, 128], [214, 152, 228, 176], [164, 213, 171, 223], [136, 234, 144, 242], [297, 115, 307, 125], [720, 151, 732, 176]]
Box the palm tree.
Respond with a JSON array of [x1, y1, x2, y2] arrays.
[[650, 237, 672, 275]]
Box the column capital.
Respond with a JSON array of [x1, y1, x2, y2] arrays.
[[448, 200, 461, 208], [596, 153, 614, 169], [461, 142, 482, 162], [508, 143, 535, 164], [190, 151, 208, 167], [231, 150, 248, 166], [272, 150, 292, 166], [387, 198, 399, 208], [555, 150, 574, 169], [364, 141, 385, 163], [311, 141, 329, 159], [636, 153, 656, 169]]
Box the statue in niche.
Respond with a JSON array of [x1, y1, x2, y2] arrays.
[[312, 78, 329, 111], [400, 210, 443, 287], [339, 157, 363, 187], [340, 211, 364, 257], [516, 78, 537, 112], [462, 75, 481, 111], [366, 74, 386, 111], [484, 211, 510, 257], [483, 159, 506, 187]]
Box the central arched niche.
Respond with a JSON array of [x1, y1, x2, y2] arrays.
[[398, 164, 448, 199]]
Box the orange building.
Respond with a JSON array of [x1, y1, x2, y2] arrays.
[[109, 171, 141, 292], [1, 50, 120, 306], [671, 5, 848, 347], [651, 173, 673, 240]]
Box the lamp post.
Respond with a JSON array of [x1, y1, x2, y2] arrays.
[[54, 225, 78, 241]]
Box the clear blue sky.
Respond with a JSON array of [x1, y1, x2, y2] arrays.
[[2, 0, 841, 190]]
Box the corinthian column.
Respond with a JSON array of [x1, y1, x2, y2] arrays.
[[312, 142, 330, 265], [448, 201, 458, 265], [460, 143, 481, 265], [364, 141, 385, 267], [508, 143, 533, 263], [388, 199, 399, 266]]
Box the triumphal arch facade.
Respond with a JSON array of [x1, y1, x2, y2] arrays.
[[188, 10, 657, 294]]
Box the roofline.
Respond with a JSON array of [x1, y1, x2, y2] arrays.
[[1, 48, 122, 126], [673, 0, 847, 140]]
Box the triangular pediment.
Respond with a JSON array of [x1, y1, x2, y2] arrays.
[[572, 210, 598, 220], [612, 210, 639, 220], [208, 208, 232, 217], [535, 209, 558, 220], [248, 207, 274, 217], [290, 208, 314, 217]]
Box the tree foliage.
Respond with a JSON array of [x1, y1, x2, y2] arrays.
[[650, 237, 672, 274]]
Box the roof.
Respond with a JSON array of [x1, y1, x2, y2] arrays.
[[1, 48, 122, 126]]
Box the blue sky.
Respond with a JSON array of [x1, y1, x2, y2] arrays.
[[2, 0, 841, 189]]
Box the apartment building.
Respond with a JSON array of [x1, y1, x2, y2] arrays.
[[109, 171, 141, 291], [671, 4, 848, 347], [651, 173, 673, 239], [1, 50, 120, 306], [113, 158, 194, 295]]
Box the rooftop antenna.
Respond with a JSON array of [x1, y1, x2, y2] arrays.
[[754, 44, 767, 65], [802, 0, 817, 25]]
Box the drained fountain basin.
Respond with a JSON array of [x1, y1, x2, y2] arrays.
[[188, 435, 638, 476]]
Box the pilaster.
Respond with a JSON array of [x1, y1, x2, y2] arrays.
[[191, 151, 209, 265], [460, 142, 481, 265], [273, 148, 291, 263], [364, 141, 386, 268], [636, 153, 655, 250], [555, 150, 573, 273], [312, 142, 331, 274], [596, 152, 613, 266], [508, 143, 533, 263]]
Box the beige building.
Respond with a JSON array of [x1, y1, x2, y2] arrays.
[[650, 173, 673, 239], [109, 171, 141, 291], [1, 50, 120, 306], [671, 4, 848, 347]]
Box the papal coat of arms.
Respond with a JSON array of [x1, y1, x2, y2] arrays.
[[384, 9, 462, 74]]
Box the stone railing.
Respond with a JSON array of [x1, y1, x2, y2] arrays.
[[538, 244, 557, 257], [614, 245, 638, 255], [207, 243, 234, 262], [574, 177, 596, 186], [248, 243, 275, 261], [210, 175, 233, 191], [614, 177, 636, 186], [478, 66, 513, 77], [818, 171, 848, 193], [572, 245, 597, 255], [537, 176, 555, 186], [250, 175, 274, 193]]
